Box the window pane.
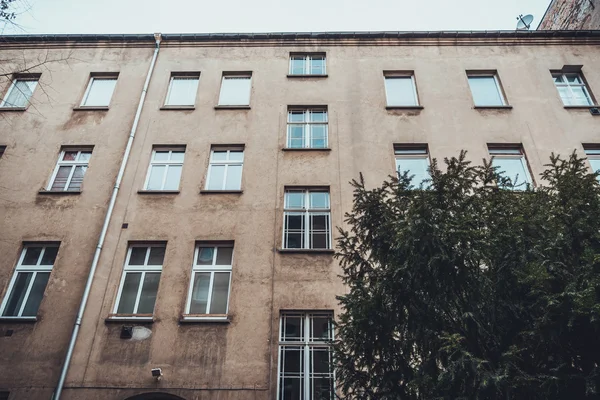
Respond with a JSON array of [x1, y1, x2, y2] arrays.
[[137, 272, 160, 314], [153, 151, 169, 162], [78, 151, 92, 162], [209, 272, 230, 314], [189, 272, 211, 313], [228, 151, 244, 162], [283, 346, 304, 374], [2, 272, 33, 316], [116, 273, 142, 314], [283, 316, 303, 341], [84, 78, 116, 106], [589, 158, 600, 174], [197, 247, 214, 265], [311, 348, 332, 374], [51, 166, 72, 191], [170, 151, 185, 162], [22, 247, 43, 265], [312, 232, 329, 249], [571, 86, 592, 106], [286, 213, 304, 230], [128, 247, 147, 265], [4, 80, 37, 107], [385, 77, 417, 106], [224, 165, 242, 190], [207, 165, 225, 190], [311, 125, 327, 149], [147, 165, 166, 190], [218, 76, 251, 105], [215, 247, 233, 265], [492, 157, 531, 189], [147, 247, 165, 265], [553, 74, 564, 83], [286, 232, 303, 249], [67, 166, 87, 191], [280, 377, 302, 400], [396, 157, 430, 186], [212, 151, 228, 162], [288, 111, 306, 123], [21, 272, 50, 316], [566, 74, 582, 84], [164, 165, 182, 190], [166, 77, 199, 106], [311, 316, 332, 340], [285, 191, 305, 209], [310, 57, 325, 75], [40, 247, 58, 265], [557, 86, 571, 105], [288, 125, 305, 148], [310, 192, 329, 209], [290, 58, 305, 75], [468, 76, 504, 106], [310, 111, 327, 122], [63, 151, 78, 161], [312, 377, 333, 400]]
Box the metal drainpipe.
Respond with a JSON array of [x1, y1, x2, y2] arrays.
[[53, 33, 162, 400]]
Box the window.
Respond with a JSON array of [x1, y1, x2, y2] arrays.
[[164, 73, 200, 106], [0, 145, 5, 158], [278, 312, 334, 400], [283, 189, 331, 249], [287, 108, 328, 149], [384, 73, 419, 107], [144, 147, 185, 191], [552, 72, 594, 106], [584, 146, 600, 180], [185, 243, 233, 318], [1, 76, 38, 108], [81, 74, 118, 107], [113, 245, 164, 316], [0, 244, 59, 318], [395, 145, 431, 187], [205, 146, 244, 191], [488, 145, 533, 190], [47, 148, 92, 192], [467, 73, 506, 106], [289, 54, 326, 75], [218, 73, 252, 106]]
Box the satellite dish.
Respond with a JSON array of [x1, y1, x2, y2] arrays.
[[516, 14, 534, 30]]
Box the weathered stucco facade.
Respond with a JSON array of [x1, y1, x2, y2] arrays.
[[1, 31, 600, 400], [539, 0, 600, 29]]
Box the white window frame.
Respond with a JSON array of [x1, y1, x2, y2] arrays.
[[552, 72, 594, 106], [488, 146, 533, 190], [467, 73, 507, 106], [384, 74, 419, 107], [143, 147, 185, 191], [283, 189, 331, 250], [205, 147, 244, 191], [0, 77, 39, 108], [394, 145, 431, 186], [0, 244, 58, 319], [47, 148, 92, 192], [184, 244, 233, 320], [112, 245, 164, 318], [584, 147, 600, 179], [218, 74, 252, 106], [80, 75, 118, 107], [277, 312, 335, 400], [286, 108, 329, 149], [164, 73, 200, 106], [288, 54, 327, 75]]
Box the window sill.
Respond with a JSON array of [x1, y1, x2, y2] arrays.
[[105, 315, 154, 323], [282, 148, 332, 152], [564, 105, 599, 109], [38, 190, 82, 195], [214, 105, 251, 110], [386, 105, 424, 110], [73, 106, 110, 111], [137, 190, 180, 195], [0, 106, 27, 112], [160, 105, 195, 110], [0, 316, 37, 323], [277, 248, 335, 254], [287, 74, 328, 78], [199, 190, 243, 194], [180, 314, 230, 323], [474, 105, 513, 109]]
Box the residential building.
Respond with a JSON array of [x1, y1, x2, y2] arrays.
[[0, 30, 600, 400], [538, 0, 600, 30]]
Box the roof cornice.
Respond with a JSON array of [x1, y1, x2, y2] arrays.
[[1, 30, 600, 49]]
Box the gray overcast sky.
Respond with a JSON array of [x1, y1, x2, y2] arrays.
[[5, 0, 550, 35]]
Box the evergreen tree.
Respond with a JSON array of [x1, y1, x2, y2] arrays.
[[334, 152, 600, 399]]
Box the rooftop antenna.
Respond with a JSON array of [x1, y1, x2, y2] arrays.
[[516, 14, 534, 30]]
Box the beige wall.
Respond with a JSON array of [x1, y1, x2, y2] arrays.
[[1, 34, 600, 399]]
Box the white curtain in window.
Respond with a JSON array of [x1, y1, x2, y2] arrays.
[[4, 80, 37, 107], [384, 77, 417, 106], [218, 77, 251, 105], [166, 77, 199, 105], [84, 78, 117, 106]]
